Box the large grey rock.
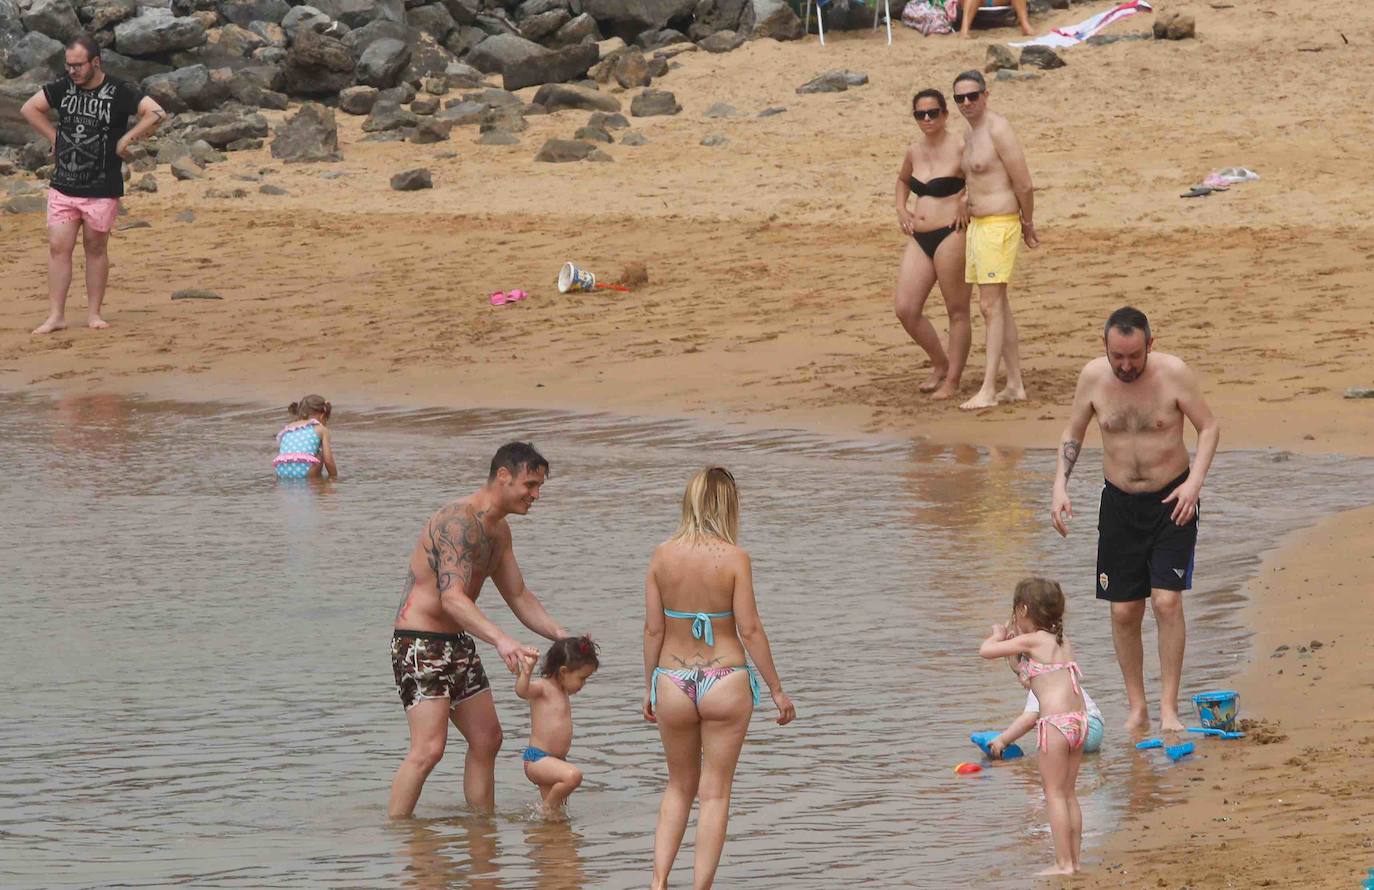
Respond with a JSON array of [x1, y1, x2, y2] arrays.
[[984, 43, 1018, 72], [1153, 8, 1194, 40], [226, 75, 290, 109], [443, 24, 485, 56], [401, 32, 455, 83], [167, 43, 261, 72], [474, 10, 519, 36], [583, 0, 694, 41], [465, 32, 543, 74], [795, 68, 866, 93], [270, 101, 341, 161], [477, 128, 517, 144], [362, 97, 416, 130], [390, 166, 431, 189], [629, 87, 679, 116], [1018, 45, 1064, 69], [313, 0, 405, 29], [477, 103, 524, 132], [407, 2, 455, 40], [461, 86, 521, 107], [338, 83, 378, 113], [502, 42, 596, 91], [573, 123, 609, 142], [170, 155, 202, 179], [619, 129, 645, 145], [79, 0, 139, 31], [436, 98, 482, 123], [2, 31, 64, 77], [210, 22, 267, 56], [281, 29, 356, 96], [115, 10, 208, 55], [531, 81, 619, 112], [592, 45, 648, 86], [515, 0, 566, 19], [1, 74, 46, 146], [518, 8, 568, 41], [690, 0, 746, 35], [443, 60, 485, 85], [217, 0, 291, 27], [248, 21, 288, 47], [697, 28, 743, 52], [23, 0, 83, 41], [98, 49, 173, 82], [739, 0, 800, 40], [551, 11, 599, 46], [378, 82, 417, 103], [180, 108, 270, 145], [143, 64, 229, 112], [341, 17, 405, 54], [534, 137, 592, 162], [439, 0, 479, 25], [410, 94, 438, 113], [409, 115, 451, 142], [587, 109, 627, 128], [356, 36, 409, 86], [280, 4, 330, 38]]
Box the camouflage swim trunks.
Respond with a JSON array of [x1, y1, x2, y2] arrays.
[[391, 629, 491, 711]]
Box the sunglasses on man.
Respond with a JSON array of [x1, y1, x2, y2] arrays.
[[953, 90, 984, 105]]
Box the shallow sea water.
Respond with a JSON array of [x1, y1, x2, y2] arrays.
[[2, 392, 1370, 889]]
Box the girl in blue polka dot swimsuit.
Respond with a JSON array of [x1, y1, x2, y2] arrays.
[[273, 394, 338, 481]]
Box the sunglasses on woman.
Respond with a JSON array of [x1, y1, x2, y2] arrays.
[[912, 108, 942, 121]]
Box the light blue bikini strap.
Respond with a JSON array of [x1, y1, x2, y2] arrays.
[[662, 609, 733, 647]]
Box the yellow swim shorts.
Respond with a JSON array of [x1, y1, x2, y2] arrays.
[[965, 213, 1022, 285]]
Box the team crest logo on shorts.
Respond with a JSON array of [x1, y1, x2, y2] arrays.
[[1099, 573, 1109, 590]]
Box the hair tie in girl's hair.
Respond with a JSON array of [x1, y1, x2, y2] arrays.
[[578, 636, 593, 654]]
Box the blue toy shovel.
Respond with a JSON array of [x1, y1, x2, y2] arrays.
[[1188, 726, 1245, 740], [1165, 742, 1195, 762], [970, 731, 1024, 760], [1135, 738, 1164, 750]]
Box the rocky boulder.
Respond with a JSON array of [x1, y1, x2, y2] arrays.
[[1153, 8, 1195, 40], [143, 64, 230, 113], [740, 0, 800, 39], [281, 29, 356, 96], [690, 0, 746, 36], [1, 31, 64, 78], [22, 0, 83, 42], [281, 4, 331, 39], [531, 81, 620, 112], [355, 36, 409, 87], [270, 101, 341, 161], [985, 43, 1018, 71], [583, 0, 694, 41], [534, 137, 594, 162], [518, 8, 569, 42], [313, 0, 405, 29], [342, 18, 405, 55], [795, 68, 867, 93], [179, 108, 270, 146], [504, 43, 597, 90], [698, 29, 744, 52], [401, 32, 455, 84], [216, 0, 291, 28], [409, 116, 452, 143], [79, 0, 139, 31], [408, 3, 456, 40], [115, 10, 209, 56], [338, 84, 378, 113], [390, 166, 432, 190], [466, 32, 545, 75], [551, 12, 599, 46], [210, 23, 267, 57], [362, 98, 416, 131], [629, 87, 679, 116], [1, 74, 46, 146], [1018, 45, 1064, 69]]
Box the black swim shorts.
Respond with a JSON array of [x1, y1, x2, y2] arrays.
[[391, 629, 491, 711], [1095, 470, 1198, 603]]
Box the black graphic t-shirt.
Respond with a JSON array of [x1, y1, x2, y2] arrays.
[[42, 75, 146, 199]]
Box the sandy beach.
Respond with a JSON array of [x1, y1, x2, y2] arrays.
[[2, 0, 1374, 884]]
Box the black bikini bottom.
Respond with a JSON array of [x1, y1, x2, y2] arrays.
[[912, 224, 957, 260]]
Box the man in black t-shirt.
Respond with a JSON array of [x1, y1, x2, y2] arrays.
[[20, 35, 166, 334]]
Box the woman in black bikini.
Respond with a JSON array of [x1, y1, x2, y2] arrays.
[[894, 88, 972, 400]]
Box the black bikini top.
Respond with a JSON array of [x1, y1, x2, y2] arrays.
[[909, 175, 966, 198]]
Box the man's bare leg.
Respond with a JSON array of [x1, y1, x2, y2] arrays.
[[996, 293, 1026, 402], [82, 226, 111, 329], [451, 690, 503, 812], [388, 698, 451, 818], [1151, 589, 1187, 732], [1110, 600, 1150, 731], [34, 221, 80, 334], [961, 283, 1006, 410]]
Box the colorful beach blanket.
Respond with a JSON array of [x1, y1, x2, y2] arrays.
[[901, 0, 957, 35], [1011, 0, 1152, 48]]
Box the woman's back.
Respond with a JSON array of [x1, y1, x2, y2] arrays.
[[651, 538, 747, 667]]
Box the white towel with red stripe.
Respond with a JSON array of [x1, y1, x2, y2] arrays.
[[1011, 0, 1152, 48]]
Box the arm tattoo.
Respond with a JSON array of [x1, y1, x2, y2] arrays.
[[424, 506, 494, 602], [394, 569, 416, 621], [1062, 440, 1081, 481], [152, 109, 167, 122]]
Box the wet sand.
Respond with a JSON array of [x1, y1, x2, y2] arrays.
[[1097, 505, 1374, 888], [1, 0, 1373, 454]]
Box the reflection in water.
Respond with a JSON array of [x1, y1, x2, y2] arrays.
[[1, 393, 1371, 888]]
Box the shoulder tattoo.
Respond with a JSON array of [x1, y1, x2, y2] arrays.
[[425, 505, 495, 600]]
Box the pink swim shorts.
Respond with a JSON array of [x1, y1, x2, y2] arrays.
[[46, 190, 119, 232]]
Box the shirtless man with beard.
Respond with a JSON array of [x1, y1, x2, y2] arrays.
[[1050, 307, 1220, 733]]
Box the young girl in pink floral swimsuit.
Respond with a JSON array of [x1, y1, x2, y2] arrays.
[[979, 577, 1086, 877]]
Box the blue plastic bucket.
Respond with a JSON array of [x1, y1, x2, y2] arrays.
[[1192, 690, 1239, 731]]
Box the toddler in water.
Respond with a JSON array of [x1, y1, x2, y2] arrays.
[[273, 394, 338, 480], [516, 636, 599, 818], [979, 578, 1086, 876]]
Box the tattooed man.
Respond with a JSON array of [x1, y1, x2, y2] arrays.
[[1050, 307, 1219, 733], [388, 442, 568, 817]]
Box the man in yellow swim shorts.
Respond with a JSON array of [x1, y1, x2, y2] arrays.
[[954, 70, 1039, 411]]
